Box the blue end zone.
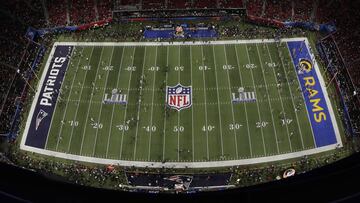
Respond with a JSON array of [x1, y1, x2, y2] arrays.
[[25, 45, 73, 149], [144, 28, 218, 39], [287, 41, 337, 147]]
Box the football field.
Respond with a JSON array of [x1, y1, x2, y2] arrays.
[[20, 39, 342, 168]]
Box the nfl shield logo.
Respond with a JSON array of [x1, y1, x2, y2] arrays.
[[166, 84, 192, 111]]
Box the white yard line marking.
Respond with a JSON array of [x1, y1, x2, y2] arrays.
[[279, 43, 306, 149], [234, 45, 253, 157], [256, 44, 280, 154], [190, 46, 195, 161], [133, 46, 147, 159], [245, 44, 267, 155], [52, 46, 78, 150], [162, 47, 169, 161], [79, 47, 105, 154], [92, 46, 115, 156], [177, 45, 181, 161], [212, 45, 225, 157], [223, 45, 238, 158], [265, 44, 293, 151], [119, 47, 136, 159], [201, 46, 210, 160], [20, 38, 341, 166], [67, 47, 95, 152], [148, 47, 158, 161], [106, 47, 125, 158]]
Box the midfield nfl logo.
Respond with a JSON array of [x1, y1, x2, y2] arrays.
[[166, 84, 192, 111]]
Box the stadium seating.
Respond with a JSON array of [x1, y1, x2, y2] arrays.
[[142, 0, 166, 10], [97, 0, 113, 20], [293, 0, 313, 22], [70, 0, 96, 25], [263, 0, 292, 21], [218, 0, 244, 8], [167, 0, 191, 9], [247, 0, 264, 17], [47, 0, 68, 26]]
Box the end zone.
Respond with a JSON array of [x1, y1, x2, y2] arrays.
[[287, 39, 342, 148], [21, 45, 73, 149]]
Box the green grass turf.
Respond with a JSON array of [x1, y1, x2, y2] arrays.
[[45, 41, 317, 162]]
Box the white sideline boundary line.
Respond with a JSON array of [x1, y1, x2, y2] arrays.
[[20, 38, 342, 169], [53, 38, 310, 47], [21, 143, 339, 168], [303, 38, 342, 147]]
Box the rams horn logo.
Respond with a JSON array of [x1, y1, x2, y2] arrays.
[[36, 109, 48, 131], [299, 58, 313, 73]]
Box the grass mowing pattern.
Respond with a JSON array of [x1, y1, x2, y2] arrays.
[[45, 42, 317, 162]]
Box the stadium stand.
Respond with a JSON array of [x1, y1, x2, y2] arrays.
[[167, 0, 191, 9], [96, 0, 113, 20], [69, 0, 96, 25], [219, 0, 244, 8], [263, 0, 292, 22], [246, 0, 264, 17], [46, 0, 68, 26], [1, 0, 360, 196]]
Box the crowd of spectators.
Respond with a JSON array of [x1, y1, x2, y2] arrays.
[[0, 15, 29, 135], [0, 0, 360, 192], [70, 0, 97, 25], [262, 0, 292, 22], [316, 0, 360, 136], [246, 0, 316, 22], [7, 149, 127, 189]]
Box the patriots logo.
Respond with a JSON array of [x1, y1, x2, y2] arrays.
[[166, 84, 192, 111], [36, 109, 48, 130]]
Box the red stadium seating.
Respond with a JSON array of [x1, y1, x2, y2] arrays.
[[70, 0, 96, 25], [47, 0, 68, 26], [219, 0, 244, 8]]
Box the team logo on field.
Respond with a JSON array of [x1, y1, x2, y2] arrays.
[[166, 84, 192, 111], [298, 58, 313, 74], [35, 109, 48, 131], [103, 89, 127, 104]]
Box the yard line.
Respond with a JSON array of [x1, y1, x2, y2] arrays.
[[190, 46, 195, 161], [92, 46, 115, 156], [255, 44, 280, 154], [177, 45, 181, 161], [79, 48, 105, 155], [200, 46, 210, 160], [212, 45, 224, 157], [265, 44, 293, 151], [106, 46, 126, 158], [119, 47, 136, 159], [162, 47, 169, 161], [282, 43, 309, 149], [245, 44, 267, 155], [54, 46, 81, 150], [133, 46, 147, 160], [67, 47, 95, 152], [223, 45, 239, 159], [148, 47, 158, 161]]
